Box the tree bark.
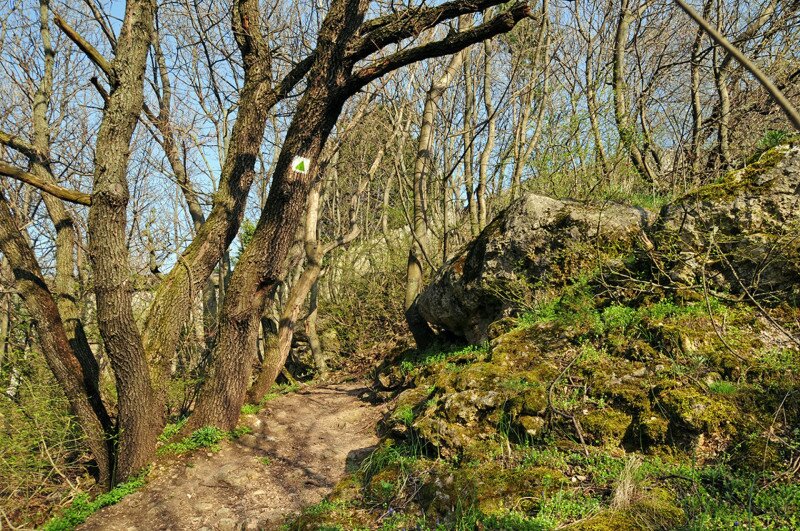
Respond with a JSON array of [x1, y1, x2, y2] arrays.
[[87, 0, 159, 483], [477, 39, 495, 230], [613, 0, 658, 184], [189, 0, 530, 429], [689, 0, 712, 176], [405, 52, 466, 348], [0, 195, 114, 486], [461, 43, 479, 236], [140, 0, 314, 384]]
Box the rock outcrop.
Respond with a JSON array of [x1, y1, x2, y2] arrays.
[[655, 144, 800, 298], [417, 194, 651, 343], [418, 143, 800, 343]]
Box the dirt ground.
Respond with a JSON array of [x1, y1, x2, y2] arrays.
[[80, 382, 383, 531]]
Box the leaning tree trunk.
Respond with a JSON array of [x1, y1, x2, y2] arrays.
[[0, 196, 114, 486], [188, 49, 352, 430], [189, 0, 530, 430], [140, 0, 314, 388], [247, 160, 364, 404], [33, 0, 103, 416]]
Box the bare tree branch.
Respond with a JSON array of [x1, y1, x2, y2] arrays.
[[53, 13, 114, 78], [348, 0, 511, 63], [674, 0, 800, 131], [351, 2, 531, 89], [0, 161, 91, 206]]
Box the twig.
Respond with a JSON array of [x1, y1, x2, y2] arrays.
[[546, 349, 589, 457]]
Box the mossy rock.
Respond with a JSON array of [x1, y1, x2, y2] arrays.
[[581, 409, 633, 447], [515, 415, 546, 437], [636, 413, 670, 445], [566, 488, 685, 531], [366, 465, 403, 505], [658, 386, 736, 433], [422, 461, 566, 517]]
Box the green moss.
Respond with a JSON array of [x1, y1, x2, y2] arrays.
[[684, 144, 789, 202], [707, 381, 737, 395], [659, 387, 735, 433], [565, 488, 684, 531], [581, 409, 633, 446]]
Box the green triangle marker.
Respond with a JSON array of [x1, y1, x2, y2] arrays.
[[291, 156, 310, 174]]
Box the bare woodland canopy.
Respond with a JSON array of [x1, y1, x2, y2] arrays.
[[0, 0, 798, 493]]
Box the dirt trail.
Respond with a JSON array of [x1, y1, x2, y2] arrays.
[[81, 382, 383, 531]]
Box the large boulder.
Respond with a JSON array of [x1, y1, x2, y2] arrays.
[[654, 144, 800, 299], [417, 142, 800, 343], [417, 194, 651, 343]]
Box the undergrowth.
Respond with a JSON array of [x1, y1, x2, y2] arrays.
[[42, 472, 148, 531]]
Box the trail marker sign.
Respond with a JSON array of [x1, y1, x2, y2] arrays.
[[291, 156, 311, 174]]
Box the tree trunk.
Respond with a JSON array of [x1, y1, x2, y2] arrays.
[[689, 0, 712, 176], [613, 0, 657, 184], [189, 0, 364, 429], [87, 0, 159, 483], [405, 52, 466, 348], [307, 280, 327, 376], [0, 195, 114, 486], [33, 0, 103, 414], [190, 0, 530, 429], [461, 47, 479, 236], [140, 0, 313, 385], [477, 39, 495, 230]]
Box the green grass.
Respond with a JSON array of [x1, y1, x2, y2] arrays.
[[708, 381, 738, 395], [42, 472, 147, 531], [392, 404, 415, 426], [158, 418, 187, 442], [399, 343, 489, 375], [240, 403, 261, 415], [156, 425, 250, 456], [259, 382, 301, 403]]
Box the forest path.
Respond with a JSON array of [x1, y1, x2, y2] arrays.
[[80, 381, 384, 531]]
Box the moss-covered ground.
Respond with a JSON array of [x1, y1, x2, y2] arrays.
[[284, 275, 800, 530]]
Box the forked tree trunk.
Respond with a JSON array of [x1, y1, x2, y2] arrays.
[[140, 0, 314, 387], [189, 0, 530, 429], [87, 0, 160, 483]]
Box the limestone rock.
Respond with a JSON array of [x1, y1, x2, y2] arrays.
[[417, 194, 651, 342], [655, 144, 800, 298]]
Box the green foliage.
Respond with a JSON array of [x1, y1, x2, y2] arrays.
[[708, 381, 738, 395], [651, 462, 800, 529], [392, 404, 415, 427], [747, 130, 792, 164], [0, 348, 87, 527], [240, 403, 261, 415], [157, 426, 227, 455], [234, 218, 257, 264], [259, 382, 301, 403], [398, 343, 489, 375], [158, 418, 187, 442], [43, 473, 147, 531]]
